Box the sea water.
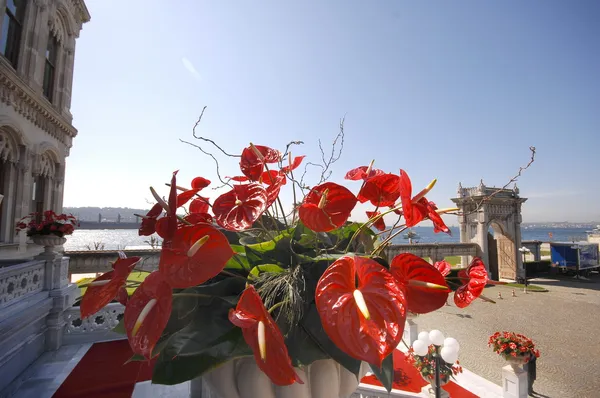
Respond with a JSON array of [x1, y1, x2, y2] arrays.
[[63, 227, 591, 251]]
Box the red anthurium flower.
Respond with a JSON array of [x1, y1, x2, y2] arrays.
[[454, 257, 488, 308], [177, 188, 200, 207], [433, 260, 452, 277], [124, 271, 172, 359], [189, 196, 210, 214], [239, 144, 281, 181], [184, 212, 213, 225], [138, 203, 163, 236], [80, 256, 141, 319], [191, 176, 211, 190], [315, 255, 406, 367], [390, 253, 450, 314], [117, 287, 129, 306], [281, 154, 305, 174], [259, 169, 286, 186], [357, 173, 401, 207], [265, 174, 286, 209], [345, 165, 385, 181], [298, 182, 357, 232], [150, 171, 179, 244], [159, 224, 234, 288], [229, 286, 303, 386], [213, 183, 268, 231], [227, 175, 250, 182], [398, 170, 450, 233], [366, 211, 385, 232]]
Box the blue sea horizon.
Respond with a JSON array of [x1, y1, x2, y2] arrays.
[[63, 226, 593, 251]]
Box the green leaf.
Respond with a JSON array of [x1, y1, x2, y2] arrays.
[[299, 304, 362, 378], [369, 352, 394, 392], [285, 323, 329, 367], [249, 263, 286, 278], [112, 317, 126, 334], [152, 328, 252, 385]]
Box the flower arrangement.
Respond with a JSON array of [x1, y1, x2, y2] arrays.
[[16, 210, 78, 237], [80, 137, 498, 392], [488, 331, 540, 362], [409, 330, 462, 385], [408, 346, 463, 384]]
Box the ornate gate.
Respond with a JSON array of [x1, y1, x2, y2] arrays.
[[452, 181, 527, 281]]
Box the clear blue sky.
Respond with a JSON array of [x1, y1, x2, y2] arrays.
[[65, 0, 600, 224]]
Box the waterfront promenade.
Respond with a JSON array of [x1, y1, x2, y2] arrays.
[[415, 275, 600, 398]]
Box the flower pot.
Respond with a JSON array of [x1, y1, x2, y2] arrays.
[[31, 234, 67, 255], [503, 354, 530, 370], [421, 375, 450, 398], [421, 374, 450, 398], [192, 357, 369, 398]]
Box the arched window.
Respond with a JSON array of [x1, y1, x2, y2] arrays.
[[0, 128, 20, 242], [1, 0, 27, 68], [32, 151, 56, 219], [43, 32, 58, 101]]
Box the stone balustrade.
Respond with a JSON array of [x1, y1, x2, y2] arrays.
[[386, 243, 479, 264], [63, 302, 125, 345], [66, 248, 161, 276]]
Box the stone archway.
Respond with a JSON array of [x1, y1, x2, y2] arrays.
[[451, 181, 527, 281]]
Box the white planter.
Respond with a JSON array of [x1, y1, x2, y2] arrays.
[[192, 357, 369, 398], [31, 235, 67, 255]]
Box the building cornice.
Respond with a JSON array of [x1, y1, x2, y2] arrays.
[[72, 0, 91, 24], [0, 58, 77, 147]]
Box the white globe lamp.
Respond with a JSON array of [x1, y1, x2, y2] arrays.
[[418, 331, 431, 345], [440, 345, 459, 364], [443, 337, 460, 351], [429, 329, 445, 346], [412, 339, 429, 357]]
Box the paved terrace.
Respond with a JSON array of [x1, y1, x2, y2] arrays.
[[414, 274, 600, 398]]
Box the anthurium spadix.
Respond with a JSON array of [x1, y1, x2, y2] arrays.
[[124, 271, 172, 359], [315, 255, 407, 367], [229, 286, 303, 386]]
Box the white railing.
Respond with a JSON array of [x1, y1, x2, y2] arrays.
[[63, 302, 126, 345], [0, 260, 46, 310]]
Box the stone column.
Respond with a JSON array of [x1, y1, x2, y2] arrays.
[[502, 364, 528, 398], [514, 208, 526, 280], [2, 161, 17, 242], [61, 37, 76, 118], [36, 249, 77, 350], [403, 313, 419, 346], [0, 1, 6, 37], [476, 220, 490, 276]]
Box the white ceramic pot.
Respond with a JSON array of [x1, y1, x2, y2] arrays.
[[31, 234, 67, 254], [503, 354, 530, 370], [192, 357, 370, 398]]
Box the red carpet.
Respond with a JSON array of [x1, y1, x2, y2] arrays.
[[52, 340, 155, 398], [54, 341, 477, 397], [361, 350, 479, 397]]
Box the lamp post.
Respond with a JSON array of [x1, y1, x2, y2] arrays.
[[412, 330, 460, 398], [518, 247, 531, 293]]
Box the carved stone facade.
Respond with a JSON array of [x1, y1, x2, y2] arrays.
[[0, 0, 90, 257], [452, 182, 527, 281]]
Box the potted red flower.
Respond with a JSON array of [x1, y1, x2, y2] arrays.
[[488, 331, 540, 369], [16, 210, 78, 252], [80, 139, 496, 398]]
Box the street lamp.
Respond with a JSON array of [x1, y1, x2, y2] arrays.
[[411, 330, 460, 398]]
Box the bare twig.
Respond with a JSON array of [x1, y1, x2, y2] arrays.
[[299, 117, 346, 187], [191, 106, 240, 158], [461, 146, 536, 215], [180, 139, 231, 187]]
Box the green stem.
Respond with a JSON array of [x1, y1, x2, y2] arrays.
[[372, 225, 409, 256], [268, 301, 286, 313], [345, 203, 404, 253]]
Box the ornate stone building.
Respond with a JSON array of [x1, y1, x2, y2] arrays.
[[0, 0, 89, 259]]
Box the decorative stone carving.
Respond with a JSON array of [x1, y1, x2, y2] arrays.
[[64, 303, 124, 335], [0, 262, 45, 309], [0, 131, 19, 163], [49, 14, 67, 44], [0, 64, 77, 147]]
